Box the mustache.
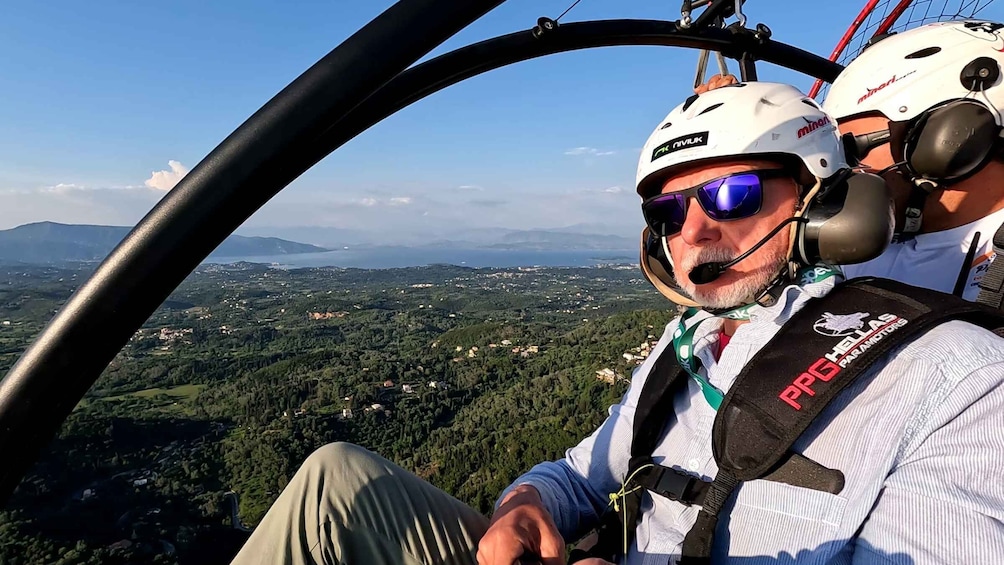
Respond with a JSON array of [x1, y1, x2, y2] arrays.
[[677, 247, 736, 274]]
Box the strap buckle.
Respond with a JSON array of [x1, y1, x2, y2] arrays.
[[648, 466, 709, 507]]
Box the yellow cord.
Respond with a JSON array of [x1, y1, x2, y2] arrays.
[[606, 463, 654, 555]]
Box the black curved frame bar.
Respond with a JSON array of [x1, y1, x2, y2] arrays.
[[305, 19, 841, 171], [0, 0, 507, 505], [0, 7, 842, 505]]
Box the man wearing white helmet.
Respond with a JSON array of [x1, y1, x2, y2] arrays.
[[230, 82, 1004, 565], [823, 20, 1004, 301], [481, 82, 1004, 565]]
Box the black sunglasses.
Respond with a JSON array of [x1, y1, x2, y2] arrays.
[[641, 169, 793, 237]]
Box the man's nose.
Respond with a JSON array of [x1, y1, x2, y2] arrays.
[[679, 197, 721, 246]]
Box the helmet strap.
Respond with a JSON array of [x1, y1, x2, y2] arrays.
[[785, 176, 823, 265]]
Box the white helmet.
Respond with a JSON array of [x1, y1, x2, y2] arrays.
[[823, 20, 1004, 125], [636, 81, 846, 199], [635, 82, 892, 309]]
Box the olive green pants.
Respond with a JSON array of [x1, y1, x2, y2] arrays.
[[229, 442, 490, 565]]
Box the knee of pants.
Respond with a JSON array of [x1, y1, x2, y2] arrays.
[[295, 442, 413, 522], [300, 442, 385, 488], [303, 441, 371, 463]]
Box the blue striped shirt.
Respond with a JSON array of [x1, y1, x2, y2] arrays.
[[501, 276, 1004, 564]]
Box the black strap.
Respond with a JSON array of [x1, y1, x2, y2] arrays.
[[631, 349, 687, 459], [682, 278, 1004, 562], [567, 507, 629, 564], [898, 186, 929, 238], [760, 452, 843, 494], [679, 471, 740, 564], [569, 351, 691, 564], [954, 231, 982, 297], [976, 221, 1004, 308]]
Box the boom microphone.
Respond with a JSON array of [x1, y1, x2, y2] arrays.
[[688, 216, 808, 285]]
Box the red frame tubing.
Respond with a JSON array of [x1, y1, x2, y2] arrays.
[[874, 0, 916, 36], [809, 0, 883, 98]]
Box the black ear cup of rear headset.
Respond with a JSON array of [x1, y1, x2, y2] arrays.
[[854, 56, 1003, 183], [905, 99, 1000, 182], [645, 59, 1004, 292]]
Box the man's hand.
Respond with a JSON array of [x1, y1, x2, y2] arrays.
[[477, 485, 565, 565], [694, 73, 738, 94]]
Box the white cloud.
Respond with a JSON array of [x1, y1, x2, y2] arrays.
[[457, 185, 484, 191], [354, 196, 412, 207], [144, 160, 189, 191], [0, 182, 147, 196], [603, 186, 624, 193], [564, 147, 616, 157], [47, 183, 87, 193]]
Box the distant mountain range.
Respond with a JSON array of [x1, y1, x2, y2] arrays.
[[0, 222, 328, 264], [238, 224, 640, 251], [0, 222, 641, 265], [484, 229, 636, 251]]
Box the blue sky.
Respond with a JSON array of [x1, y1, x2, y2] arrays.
[[2, 1, 1002, 243]]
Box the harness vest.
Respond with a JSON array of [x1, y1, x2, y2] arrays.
[[570, 277, 1004, 564]]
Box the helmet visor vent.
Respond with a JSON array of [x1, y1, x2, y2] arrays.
[[699, 103, 724, 115], [905, 46, 942, 59]]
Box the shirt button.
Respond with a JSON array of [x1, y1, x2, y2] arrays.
[[689, 458, 700, 469]]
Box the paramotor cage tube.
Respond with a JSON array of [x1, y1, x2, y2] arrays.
[[0, 9, 841, 506], [287, 20, 839, 182]]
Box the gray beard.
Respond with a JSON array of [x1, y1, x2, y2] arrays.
[[673, 246, 787, 310]]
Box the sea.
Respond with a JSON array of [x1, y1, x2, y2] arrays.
[[207, 246, 638, 269]]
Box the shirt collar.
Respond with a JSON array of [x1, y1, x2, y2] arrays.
[[678, 265, 844, 342]]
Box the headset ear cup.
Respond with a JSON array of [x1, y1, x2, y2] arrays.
[[906, 100, 1001, 180], [796, 173, 894, 265]]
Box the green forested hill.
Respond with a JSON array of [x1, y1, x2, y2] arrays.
[[0, 263, 676, 564]]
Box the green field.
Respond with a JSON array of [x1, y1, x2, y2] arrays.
[[106, 383, 206, 401], [130, 383, 205, 399], [72, 383, 205, 413]]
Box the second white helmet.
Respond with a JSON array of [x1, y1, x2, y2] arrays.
[[823, 20, 1004, 126]]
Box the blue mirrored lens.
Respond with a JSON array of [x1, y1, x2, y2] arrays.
[[642, 172, 769, 236], [642, 193, 687, 237], [697, 173, 763, 220]]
